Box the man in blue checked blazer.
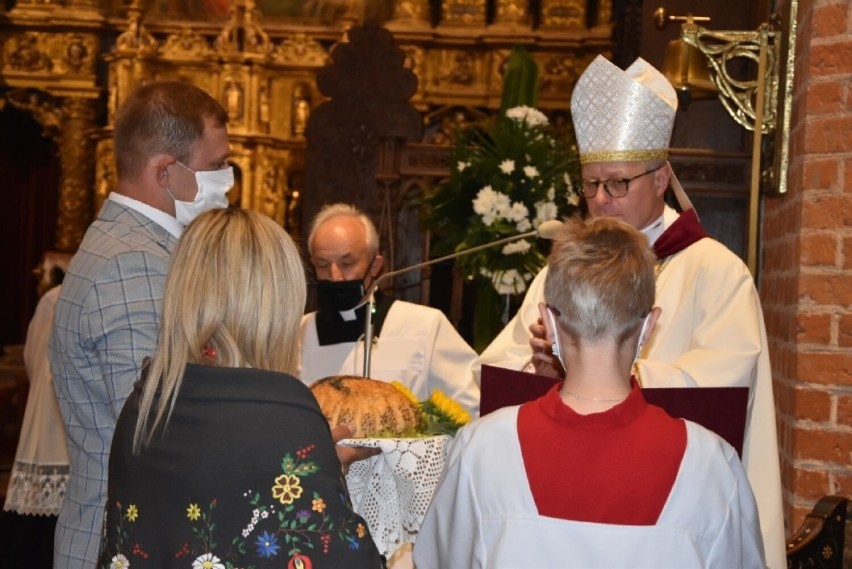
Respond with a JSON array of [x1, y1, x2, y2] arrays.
[[49, 81, 233, 568]]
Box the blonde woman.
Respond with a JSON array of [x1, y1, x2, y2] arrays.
[[98, 208, 384, 569]]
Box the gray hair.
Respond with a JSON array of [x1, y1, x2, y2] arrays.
[[545, 216, 656, 345], [307, 203, 379, 257]]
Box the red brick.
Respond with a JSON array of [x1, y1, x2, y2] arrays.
[[840, 315, 852, 347], [812, 2, 848, 38], [790, 467, 831, 501], [796, 312, 832, 343], [838, 394, 852, 428], [845, 158, 852, 193], [793, 388, 832, 422], [792, 426, 852, 464], [800, 233, 837, 266], [805, 80, 843, 115], [796, 351, 852, 384], [798, 273, 852, 305], [802, 159, 839, 190], [832, 471, 852, 496], [804, 116, 852, 153], [808, 40, 852, 76], [844, 237, 852, 269], [802, 194, 852, 229]]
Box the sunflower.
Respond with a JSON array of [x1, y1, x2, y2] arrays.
[[390, 381, 419, 406]]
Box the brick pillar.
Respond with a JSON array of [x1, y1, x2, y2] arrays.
[[760, 0, 852, 551]]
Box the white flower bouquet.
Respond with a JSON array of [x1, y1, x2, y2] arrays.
[[424, 105, 580, 349]]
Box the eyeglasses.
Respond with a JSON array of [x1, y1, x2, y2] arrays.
[[580, 165, 664, 199]]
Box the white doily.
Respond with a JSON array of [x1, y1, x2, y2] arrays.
[[2, 460, 69, 516], [341, 435, 451, 558]]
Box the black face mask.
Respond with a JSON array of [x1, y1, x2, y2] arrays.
[[316, 278, 365, 314]]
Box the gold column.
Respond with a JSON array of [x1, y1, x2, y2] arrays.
[[56, 97, 97, 252]]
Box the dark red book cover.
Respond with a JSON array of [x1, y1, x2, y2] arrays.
[[481, 365, 748, 458]]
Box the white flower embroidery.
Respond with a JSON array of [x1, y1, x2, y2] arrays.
[[110, 554, 130, 569], [547, 186, 556, 201], [192, 553, 225, 569], [568, 192, 581, 206], [499, 159, 515, 174], [457, 161, 469, 172], [516, 218, 532, 232]]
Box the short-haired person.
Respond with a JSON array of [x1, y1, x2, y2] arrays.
[[414, 217, 765, 568], [299, 203, 480, 415], [50, 81, 233, 567], [98, 208, 385, 568], [475, 55, 784, 567]]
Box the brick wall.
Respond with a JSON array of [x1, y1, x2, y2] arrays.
[[760, 0, 852, 553]]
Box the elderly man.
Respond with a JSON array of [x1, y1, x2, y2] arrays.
[[299, 203, 480, 416], [476, 55, 785, 568], [50, 81, 233, 568]]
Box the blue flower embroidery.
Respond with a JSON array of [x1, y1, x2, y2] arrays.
[[255, 531, 280, 558]]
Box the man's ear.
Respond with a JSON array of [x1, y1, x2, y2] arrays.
[[642, 306, 662, 345], [538, 302, 556, 343], [369, 254, 384, 278], [154, 155, 174, 189]]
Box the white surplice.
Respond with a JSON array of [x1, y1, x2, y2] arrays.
[[413, 405, 766, 569], [299, 300, 481, 415]]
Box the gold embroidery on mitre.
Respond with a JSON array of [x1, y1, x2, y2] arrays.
[[579, 149, 670, 164]]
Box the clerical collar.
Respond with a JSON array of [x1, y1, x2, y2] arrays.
[[315, 292, 395, 346], [640, 205, 679, 247]]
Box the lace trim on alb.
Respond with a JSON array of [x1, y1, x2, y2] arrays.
[[2, 460, 68, 516]]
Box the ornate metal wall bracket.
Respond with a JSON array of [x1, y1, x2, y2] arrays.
[[658, 2, 798, 278], [677, 0, 797, 197]]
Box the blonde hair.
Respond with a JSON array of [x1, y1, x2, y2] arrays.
[[307, 203, 379, 257], [544, 216, 656, 345], [133, 207, 306, 452]]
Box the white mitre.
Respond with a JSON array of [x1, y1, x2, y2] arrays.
[[571, 55, 678, 164]]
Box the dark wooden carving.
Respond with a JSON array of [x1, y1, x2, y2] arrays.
[[786, 496, 848, 569], [304, 21, 423, 233]]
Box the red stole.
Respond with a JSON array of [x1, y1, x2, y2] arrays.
[[653, 209, 708, 260], [517, 383, 686, 525]]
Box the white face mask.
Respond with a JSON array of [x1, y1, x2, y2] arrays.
[[634, 313, 652, 363], [546, 306, 567, 371], [169, 162, 234, 225]]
